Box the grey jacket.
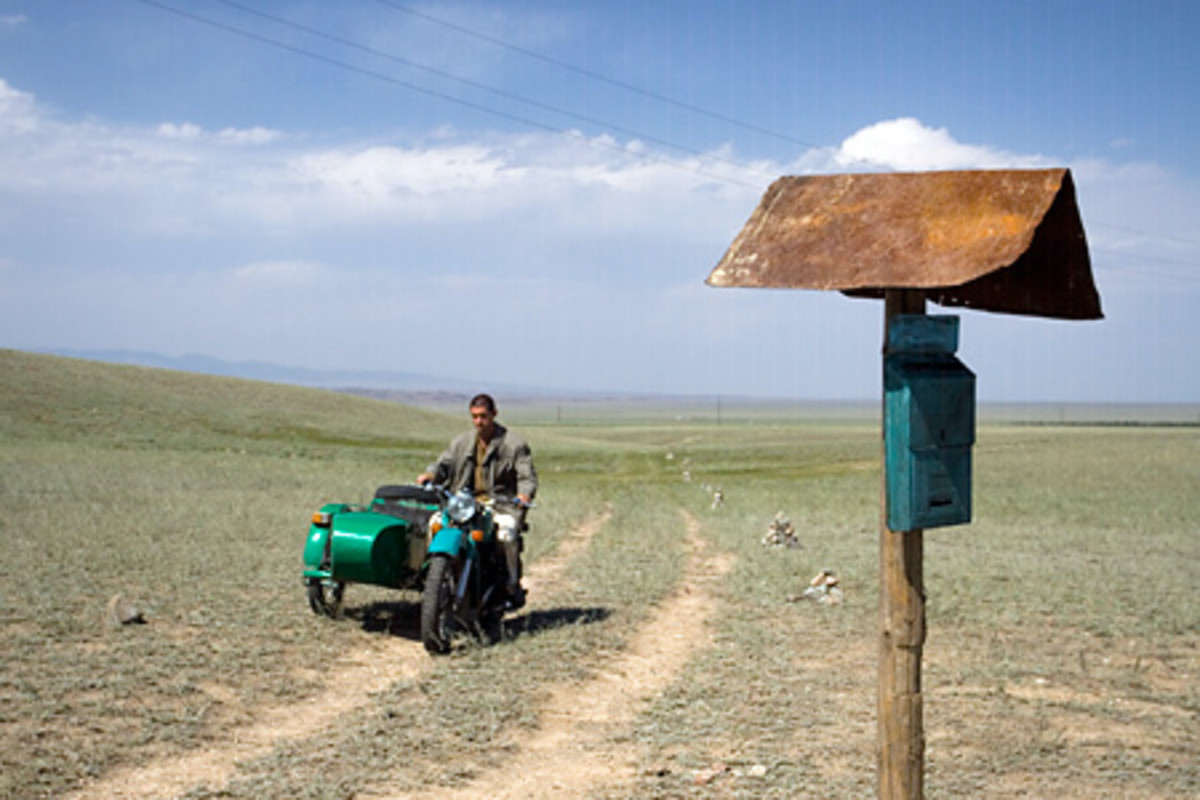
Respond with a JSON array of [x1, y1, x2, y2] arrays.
[[424, 423, 538, 501]]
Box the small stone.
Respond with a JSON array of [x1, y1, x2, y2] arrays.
[[106, 594, 145, 626], [693, 762, 729, 785]]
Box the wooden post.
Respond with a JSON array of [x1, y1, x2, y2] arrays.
[[879, 289, 926, 799]]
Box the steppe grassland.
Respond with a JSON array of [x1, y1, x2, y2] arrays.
[[1, 349, 1196, 799]]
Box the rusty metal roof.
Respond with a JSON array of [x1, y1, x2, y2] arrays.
[[707, 168, 1102, 320]]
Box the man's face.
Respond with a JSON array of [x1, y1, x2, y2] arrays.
[[470, 404, 496, 439]]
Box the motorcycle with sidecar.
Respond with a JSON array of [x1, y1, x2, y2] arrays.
[[302, 483, 520, 653]]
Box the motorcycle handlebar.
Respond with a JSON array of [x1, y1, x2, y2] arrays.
[[418, 483, 534, 511]]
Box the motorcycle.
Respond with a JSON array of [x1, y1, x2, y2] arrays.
[[419, 486, 529, 653], [301, 483, 524, 654]]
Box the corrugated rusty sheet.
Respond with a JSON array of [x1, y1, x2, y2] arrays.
[[707, 169, 1102, 320]]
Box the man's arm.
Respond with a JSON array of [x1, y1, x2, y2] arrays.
[[417, 434, 467, 485], [514, 439, 538, 503]]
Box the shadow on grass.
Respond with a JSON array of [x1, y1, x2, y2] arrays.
[[345, 601, 611, 643], [506, 606, 612, 639], [346, 600, 422, 639]]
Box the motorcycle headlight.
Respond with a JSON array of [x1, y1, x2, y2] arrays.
[[446, 490, 476, 525]]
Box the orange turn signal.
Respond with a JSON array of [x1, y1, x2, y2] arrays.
[[470, 529, 484, 542], [430, 518, 443, 535], [312, 511, 331, 526]]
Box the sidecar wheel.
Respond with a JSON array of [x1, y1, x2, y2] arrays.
[[306, 578, 345, 618], [421, 556, 456, 654]]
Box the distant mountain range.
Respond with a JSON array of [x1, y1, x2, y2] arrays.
[[37, 348, 517, 396], [31, 348, 759, 407], [25, 348, 1197, 423]]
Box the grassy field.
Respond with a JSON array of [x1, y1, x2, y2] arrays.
[[1, 349, 1196, 799]]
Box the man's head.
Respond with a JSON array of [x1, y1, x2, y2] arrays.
[[469, 393, 498, 440]]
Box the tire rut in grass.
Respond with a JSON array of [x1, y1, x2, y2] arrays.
[[62, 511, 613, 800], [523, 505, 612, 598], [390, 509, 734, 800]]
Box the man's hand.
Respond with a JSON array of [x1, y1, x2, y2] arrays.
[[416, 473, 433, 485]]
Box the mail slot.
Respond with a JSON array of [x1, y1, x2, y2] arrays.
[[885, 315, 975, 530]]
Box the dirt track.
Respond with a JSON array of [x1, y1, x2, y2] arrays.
[[384, 511, 731, 800], [63, 633, 429, 800], [65, 506, 730, 800]]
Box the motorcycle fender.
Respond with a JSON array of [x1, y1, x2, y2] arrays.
[[427, 527, 467, 558], [303, 524, 332, 574], [302, 503, 348, 577]]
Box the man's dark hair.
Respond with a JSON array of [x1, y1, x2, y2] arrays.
[[469, 393, 497, 414]]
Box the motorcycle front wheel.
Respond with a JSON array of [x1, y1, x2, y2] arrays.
[[421, 556, 456, 654]]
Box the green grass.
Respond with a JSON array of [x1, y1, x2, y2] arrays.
[[1, 349, 1197, 799]]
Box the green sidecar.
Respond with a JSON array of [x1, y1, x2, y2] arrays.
[[302, 484, 440, 617]]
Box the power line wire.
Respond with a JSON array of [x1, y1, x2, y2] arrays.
[[369, 0, 1199, 266], [135, 1, 1199, 276], [371, 0, 825, 152], [212, 0, 783, 184], [1090, 248, 1200, 285], [1089, 221, 1200, 250], [134, 0, 765, 190]]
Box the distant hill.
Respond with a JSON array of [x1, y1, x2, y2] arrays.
[[30, 348, 729, 408], [36, 347, 493, 393], [25, 347, 1196, 425], [1, 348, 460, 449]]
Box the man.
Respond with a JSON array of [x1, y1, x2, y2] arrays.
[[417, 393, 537, 609]]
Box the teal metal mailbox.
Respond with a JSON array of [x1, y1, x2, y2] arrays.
[[885, 315, 975, 531]]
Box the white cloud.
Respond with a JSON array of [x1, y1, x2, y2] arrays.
[[1, 80, 1189, 266], [835, 117, 1049, 171], [231, 260, 326, 286], [0, 79, 38, 134], [0, 80, 764, 242], [216, 126, 283, 146], [158, 122, 282, 146], [0, 15, 26, 30], [156, 122, 203, 140], [297, 143, 507, 197], [2, 74, 1197, 400]]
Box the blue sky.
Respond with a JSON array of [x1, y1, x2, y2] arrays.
[[1, 1, 1197, 402]]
